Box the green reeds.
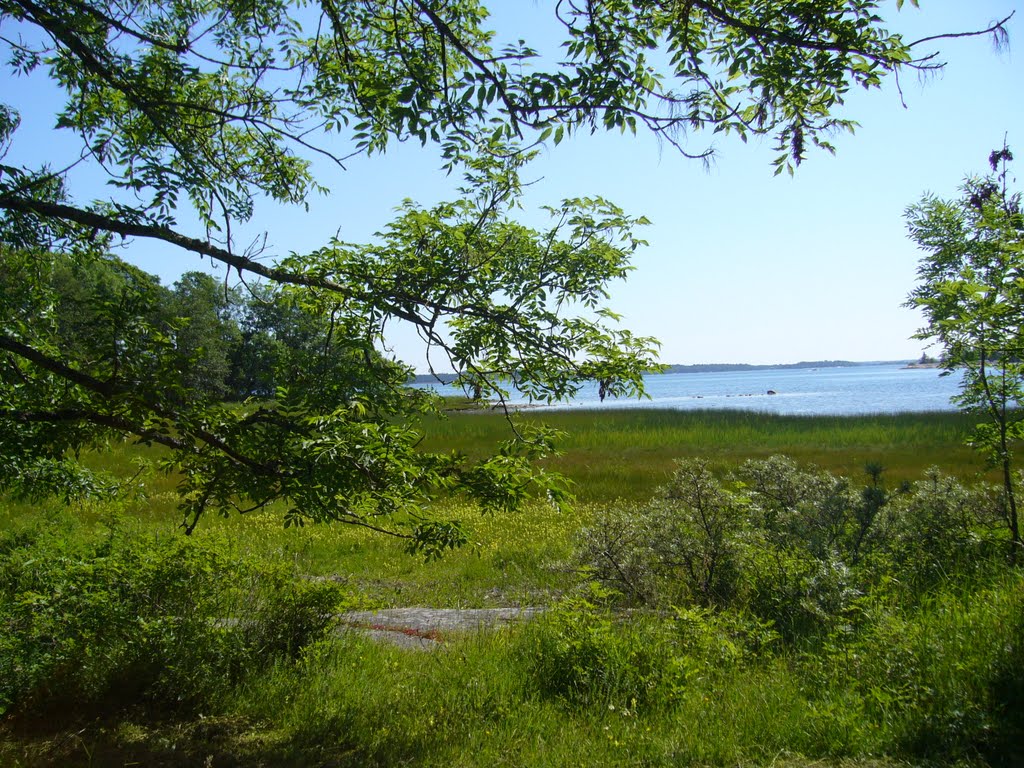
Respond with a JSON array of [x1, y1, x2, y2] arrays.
[[421, 409, 984, 500]]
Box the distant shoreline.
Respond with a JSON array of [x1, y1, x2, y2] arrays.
[[410, 360, 914, 383], [658, 360, 912, 375]]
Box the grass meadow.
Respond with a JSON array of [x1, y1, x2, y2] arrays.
[[2, 408, 1021, 767], [418, 408, 987, 500]]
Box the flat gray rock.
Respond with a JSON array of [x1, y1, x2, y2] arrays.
[[337, 607, 544, 649]]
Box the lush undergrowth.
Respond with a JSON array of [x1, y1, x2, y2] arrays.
[[2, 410, 1021, 767]]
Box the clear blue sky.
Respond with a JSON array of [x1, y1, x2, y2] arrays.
[[4, 1, 1021, 370]]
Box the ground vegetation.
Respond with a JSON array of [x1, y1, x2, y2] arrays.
[[2, 424, 1022, 766]]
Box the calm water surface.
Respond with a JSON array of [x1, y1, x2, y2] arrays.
[[419, 364, 964, 416]]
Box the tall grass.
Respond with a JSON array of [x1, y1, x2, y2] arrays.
[[0, 409, 990, 609], [421, 409, 984, 500]]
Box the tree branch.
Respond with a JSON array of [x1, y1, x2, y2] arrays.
[[908, 12, 1014, 49], [2, 407, 186, 451], [0, 195, 354, 294], [0, 331, 278, 474]]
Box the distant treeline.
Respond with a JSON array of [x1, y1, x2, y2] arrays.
[[660, 360, 909, 374], [411, 373, 460, 384], [25, 251, 396, 403], [412, 360, 911, 383]]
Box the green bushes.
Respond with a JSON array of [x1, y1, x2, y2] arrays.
[[518, 589, 684, 710], [885, 469, 1007, 587], [579, 460, 747, 609], [504, 571, 1024, 765], [0, 516, 342, 718], [579, 458, 1011, 640], [516, 584, 778, 715], [564, 457, 1024, 764]]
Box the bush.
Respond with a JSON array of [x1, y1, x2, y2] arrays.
[[517, 582, 779, 714], [575, 502, 658, 604], [739, 456, 886, 565], [0, 516, 343, 718], [882, 468, 1008, 588], [578, 459, 747, 609], [517, 587, 686, 710], [578, 458, 1011, 644], [744, 545, 860, 642]]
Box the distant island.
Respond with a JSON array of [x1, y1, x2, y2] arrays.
[[659, 360, 911, 374], [411, 372, 460, 384], [901, 354, 942, 370]]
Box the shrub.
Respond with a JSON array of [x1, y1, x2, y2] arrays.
[[0, 516, 342, 718], [670, 604, 779, 666], [574, 502, 657, 604], [743, 545, 860, 642], [578, 459, 747, 609], [578, 458, 1011, 645], [518, 587, 685, 710], [882, 468, 1007, 588], [739, 456, 893, 567], [652, 459, 748, 607]]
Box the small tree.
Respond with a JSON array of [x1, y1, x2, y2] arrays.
[[905, 146, 1024, 558]]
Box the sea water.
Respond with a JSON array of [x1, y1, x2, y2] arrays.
[[415, 364, 965, 416]]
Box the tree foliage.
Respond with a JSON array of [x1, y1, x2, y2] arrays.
[[906, 145, 1024, 557], [0, 0, 1011, 546]]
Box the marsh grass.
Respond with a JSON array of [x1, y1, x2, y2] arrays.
[[422, 409, 986, 500]]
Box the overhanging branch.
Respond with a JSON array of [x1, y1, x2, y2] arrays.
[[0, 195, 355, 295], [0, 331, 278, 474]]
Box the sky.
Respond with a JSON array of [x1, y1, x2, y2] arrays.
[[3, 1, 1022, 370]]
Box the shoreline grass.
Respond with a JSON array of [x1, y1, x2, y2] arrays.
[[421, 408, 987, 500]]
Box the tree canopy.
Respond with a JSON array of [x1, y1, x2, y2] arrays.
[[0, 0, 1011, 549]]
